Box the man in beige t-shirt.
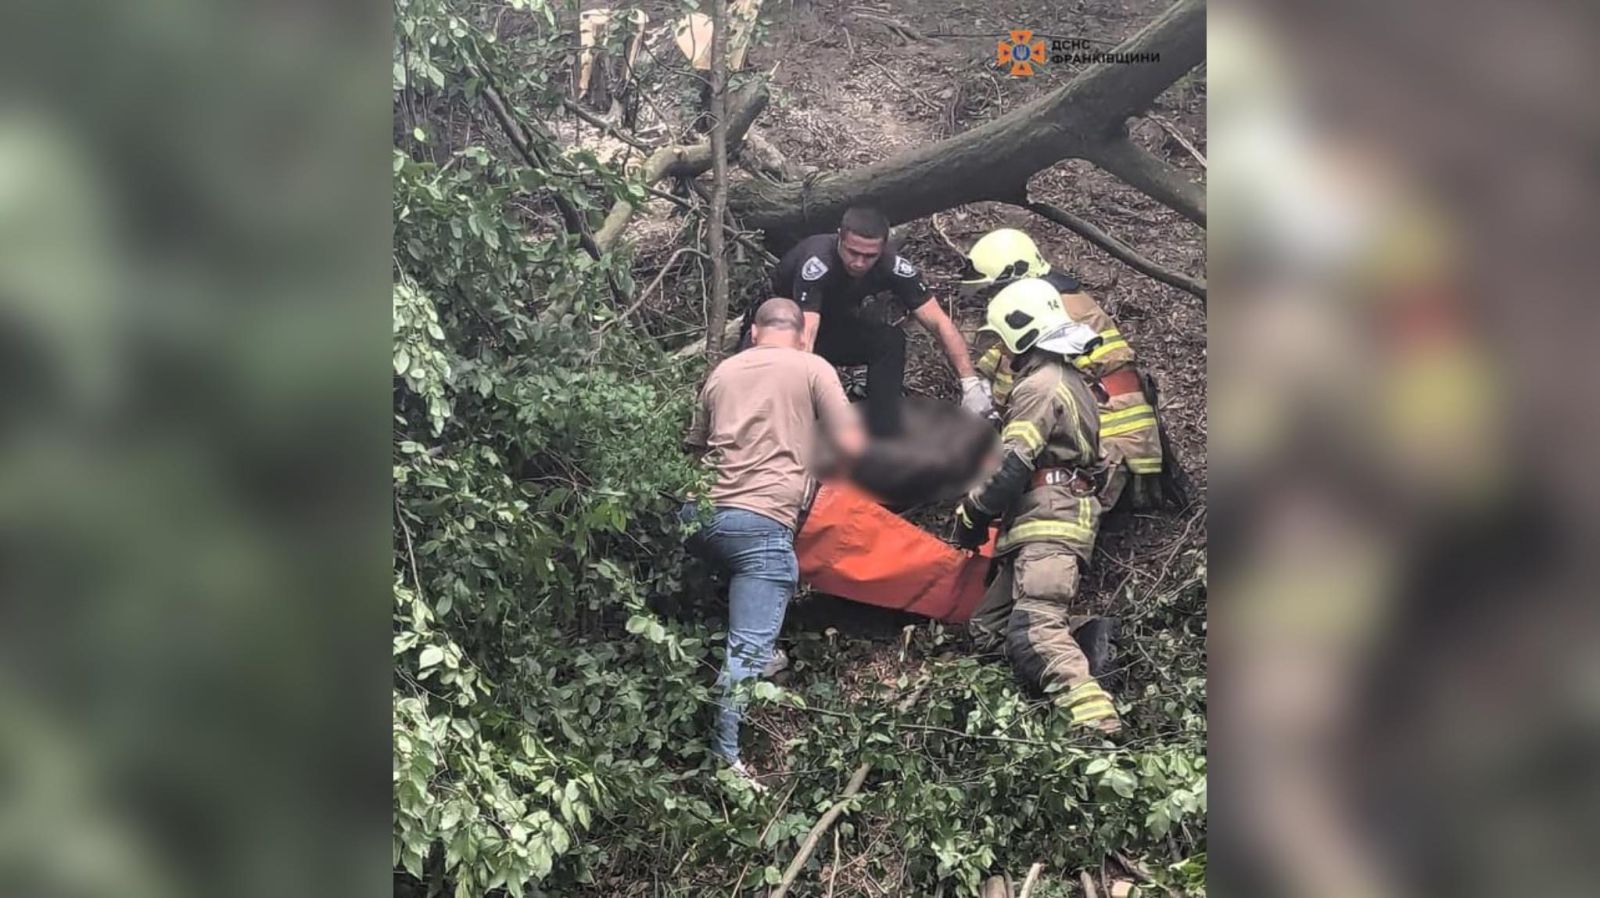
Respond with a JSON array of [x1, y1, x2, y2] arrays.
[[681, 298, 863, 778]]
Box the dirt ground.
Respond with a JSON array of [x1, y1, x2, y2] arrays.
[[613, 0, 1206, 619]]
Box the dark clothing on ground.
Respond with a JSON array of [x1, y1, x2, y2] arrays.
[[814, 315, 906, 436]]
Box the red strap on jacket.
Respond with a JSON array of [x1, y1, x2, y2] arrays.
[[1097, 367, 1142, 398]]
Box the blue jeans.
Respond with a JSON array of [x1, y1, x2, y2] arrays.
[[679, 503, 798, 763]]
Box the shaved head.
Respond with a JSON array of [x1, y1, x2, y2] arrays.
[[753, 297, 803, 330], [750, 297, 805, 349]]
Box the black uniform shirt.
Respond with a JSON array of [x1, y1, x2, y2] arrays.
[[768, 233, 932, 320]]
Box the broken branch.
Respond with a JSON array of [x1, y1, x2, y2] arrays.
[[769, 685, 928, 898], [476, 72, 607, 263], [561, 97, 653, 151], [1018, 863, 1045, 898], [600, 245, 705, 333], [1150, 114, 1207, 170], [594, 79, 770, 252], [1020, 200, 1206, 302], [769, 763, 871, 898], [1111, 851, 1182, 898]]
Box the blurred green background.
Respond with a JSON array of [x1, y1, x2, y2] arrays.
[[0, 2, 392, 897]]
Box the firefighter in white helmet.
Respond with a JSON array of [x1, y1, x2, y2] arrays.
[[953, 278, 1121, 734], [960, 228, 1174, 511]]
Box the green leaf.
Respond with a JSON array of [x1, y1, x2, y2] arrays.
[[1149, 803, 1172, 836], [1104, 768, 1138, 799], [418, 646, 445, 669], [531, 841, 554, 876], [394, 349, 410, 375]]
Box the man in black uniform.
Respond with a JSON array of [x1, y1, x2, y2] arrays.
[[746, 206, 989, 436]]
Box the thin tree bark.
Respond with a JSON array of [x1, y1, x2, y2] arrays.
[[1017, 863, 1045, 898], [980, 875, 1015, 898], [704, 0, 732, 363], [1020, 200, 1207, 301]]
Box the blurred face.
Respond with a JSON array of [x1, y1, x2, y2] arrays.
[[837, 230, 885, 278]]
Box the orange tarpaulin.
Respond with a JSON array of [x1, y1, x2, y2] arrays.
[[794, 481, 996, 623]]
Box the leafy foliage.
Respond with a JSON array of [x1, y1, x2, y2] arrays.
[[392, 2, 1206, 896]]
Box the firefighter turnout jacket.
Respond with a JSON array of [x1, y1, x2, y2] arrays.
[[964, 348, 1122, 731], [979, 350, 1105, 559], [978, 273, 1164, 489]]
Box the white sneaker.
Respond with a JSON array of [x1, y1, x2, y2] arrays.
[[761, 648, 790, 678], [724, 758, 768, 793]]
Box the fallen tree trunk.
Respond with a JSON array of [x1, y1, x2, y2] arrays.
[[726, 0, 1205, 241]]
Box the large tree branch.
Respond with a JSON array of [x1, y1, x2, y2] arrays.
[[727, 0, 1205, 241], [1020, 200, 1206, 301], [1089, 135, 1205, 225], [594, 80, 769, 252]]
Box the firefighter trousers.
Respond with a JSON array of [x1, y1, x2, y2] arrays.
[[969, 543, 1120, 729]]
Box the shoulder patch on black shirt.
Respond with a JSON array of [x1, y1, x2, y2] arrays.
[[801, 256, 829, 281], [892, 256, 917, 278]]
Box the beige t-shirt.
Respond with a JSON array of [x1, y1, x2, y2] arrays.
[[686, 345, 854, 529]]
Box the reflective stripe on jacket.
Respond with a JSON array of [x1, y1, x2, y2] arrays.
[[988, 353, 1103, 559], [979, 345, 1162, 473], [976, 282, 1163, 479]]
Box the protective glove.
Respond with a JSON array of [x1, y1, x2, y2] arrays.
[[959, 376, 993, 417], [950, 500, 989, 549]]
